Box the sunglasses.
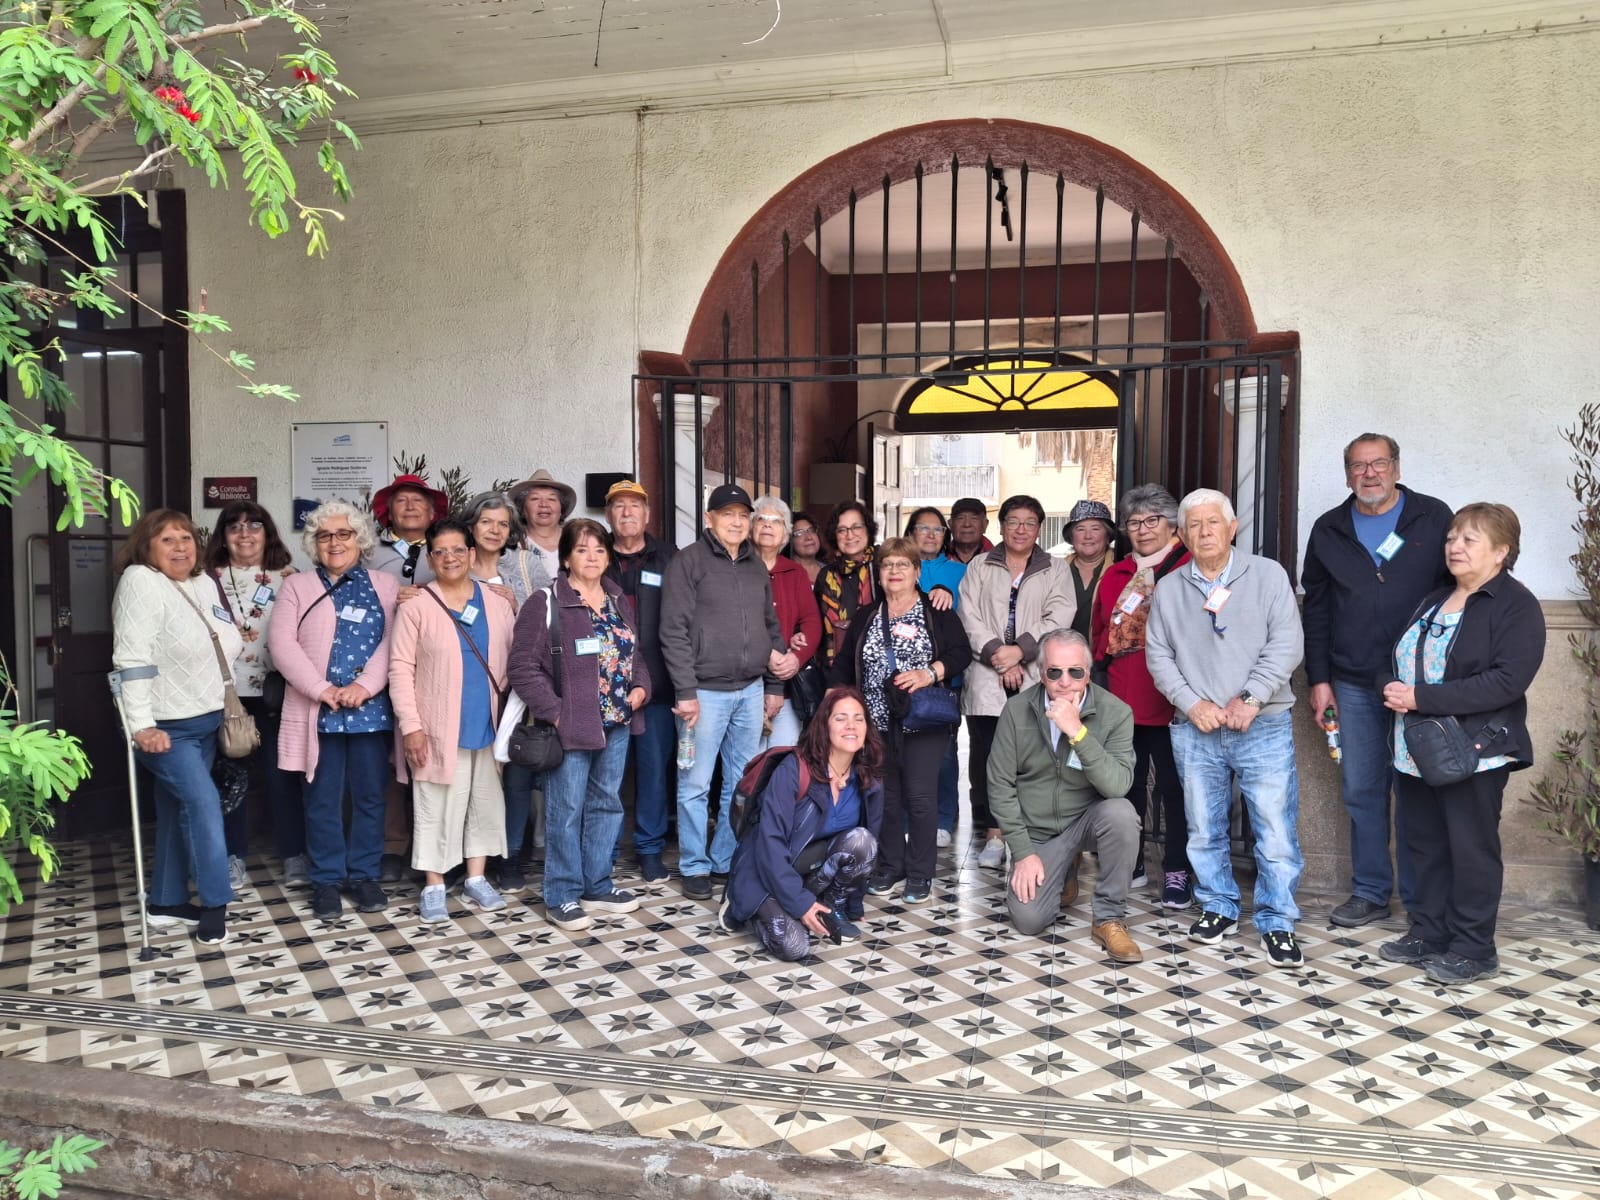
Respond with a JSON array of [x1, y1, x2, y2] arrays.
[[1044, 666, 1088, 681]]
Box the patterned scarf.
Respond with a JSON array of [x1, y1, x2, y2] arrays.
[[818, 555, 876, 665], [1105, 539, 1179, 659]]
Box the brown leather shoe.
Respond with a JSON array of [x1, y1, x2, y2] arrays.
[[1091, 920, 1143, 964], [1058, 874, 1079, 908]]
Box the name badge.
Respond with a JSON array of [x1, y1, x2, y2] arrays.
[[574, 637, 600, 655], [1203, 586, 1231, 615], [460, 604, 480, 626], [640, 571, 663, 588], [339, 605, 368, 623], [252, 584, 275, 607], [1376, 532, 1405, 561], [1119, 592, 1144, 615], [212, 605, 233, 623], [1066, 749, 1083, 770]]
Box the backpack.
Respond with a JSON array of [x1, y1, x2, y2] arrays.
[[730, 747, 812, 838]]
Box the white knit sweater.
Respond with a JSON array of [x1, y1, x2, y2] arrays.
[[112, 566, 245, 733]]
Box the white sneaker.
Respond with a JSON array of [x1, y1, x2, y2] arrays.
[[936, 828, 953, 849], [977, 837, 1005, 870]]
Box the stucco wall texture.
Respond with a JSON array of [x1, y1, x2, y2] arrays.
[[179, 27, 1599, 905]]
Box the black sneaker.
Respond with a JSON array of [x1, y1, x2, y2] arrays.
[[1424, 950, 1499, 985], [682, 875, 712, 901], [548, 900, 591, 932], [348, 879, 388, 913], [717, 894, 741, 932], [196, 905, 227, 945], [311, 884, 342, 919], [146, 902, 202, 928], [901, 878, 932, 905], [1330, 896, 1391, 928], [378, 853, 405, 883], [582, 888, 640, 913], [638, 852, 670, 883], [1189, 911, 1237, 945], [1260, 930, 1304, 967], [1379, 934, 1446, 965], [497, 859, 526, 892], [865, 872, 902, 897]]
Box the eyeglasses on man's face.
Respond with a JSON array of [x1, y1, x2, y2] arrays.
[[1345, 457, 1395, 476], [1044, 665, 1088, 681], [226, 519, 264, 533], [314, 529, 356, 545]]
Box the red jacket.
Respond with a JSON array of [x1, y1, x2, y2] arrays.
[[769, 555, 823, 667], [1090, 540, 1190, 726]]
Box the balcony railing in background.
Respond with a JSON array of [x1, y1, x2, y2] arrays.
[[903, 463, 999, 504]]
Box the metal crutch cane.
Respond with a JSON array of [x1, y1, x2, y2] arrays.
[[108, 666, 159, 963]]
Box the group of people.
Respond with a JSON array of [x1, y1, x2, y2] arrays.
[[110, 432, 1544, 985]]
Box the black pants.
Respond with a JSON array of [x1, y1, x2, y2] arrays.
[[965, 715, 999, 832], [1397, 765, 1509, 961], [879, 726, 951, 884], [1131, 724, 1188, 872]]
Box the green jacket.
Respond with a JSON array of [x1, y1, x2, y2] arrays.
[[988, 681, 1136, 863]]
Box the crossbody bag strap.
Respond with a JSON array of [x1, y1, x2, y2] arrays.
[[545, 585, 563, 699], [168, 577, 239, 693], [297, 572, 353, 631], [422, 585, 504, 696], [1413, 599, 1446, 681]]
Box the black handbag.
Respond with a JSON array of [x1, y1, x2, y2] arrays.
[[260, 671, 286, 716], [507, 586, 565, 773], [880, 605, 960, 732], [1402, 601, 1482, 787], [788, 659, 827, 724]]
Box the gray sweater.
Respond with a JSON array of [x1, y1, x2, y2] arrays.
[[1145, 551, 1303, 718]]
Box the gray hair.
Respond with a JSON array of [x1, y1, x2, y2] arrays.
[[1118, 483, 1179, 530], [461, 490, 525, 549], [752, 493, 793, 538], [1039, 628, 1092, 660], [300, 499, 378, 561], [1178, 488, 1236, 526]]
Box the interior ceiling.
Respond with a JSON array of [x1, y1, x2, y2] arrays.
[[806, 169, 1159, 275], [260, 0, 1383, 105]]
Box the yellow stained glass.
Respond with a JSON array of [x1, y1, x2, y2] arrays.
[[906, 358, 1118, 416]]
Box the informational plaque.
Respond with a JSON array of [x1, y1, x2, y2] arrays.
[[290, 421, 389, 529]]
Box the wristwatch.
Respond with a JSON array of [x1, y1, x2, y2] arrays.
[[1238, 690, 1264, 709]]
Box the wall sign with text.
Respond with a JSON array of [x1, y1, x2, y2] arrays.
[[290, 421, 389, 529]]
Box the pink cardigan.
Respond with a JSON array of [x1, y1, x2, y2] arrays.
[[389, 583, 514, 785], [269, 567, 401, 783]]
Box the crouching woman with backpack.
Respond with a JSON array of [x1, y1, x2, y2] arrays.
[[721, 686, 884, 960]]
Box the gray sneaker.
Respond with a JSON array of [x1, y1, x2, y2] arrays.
[[227, 855, 248, 892], [1330, 896, 1391, 928], [461, 875, 507, 911], [419, 884, 449, 922], [281, 854, 311, 885]]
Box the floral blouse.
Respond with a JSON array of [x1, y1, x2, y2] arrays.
[[861, 599, 935, 732], [215, 565, 294, 696], [317, 566, 394, 735], [1392, 608, 1512, 778], [590, 595, 637, 729]]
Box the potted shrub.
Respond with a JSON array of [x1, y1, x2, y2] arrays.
[[1527, 402, 1600, 929]]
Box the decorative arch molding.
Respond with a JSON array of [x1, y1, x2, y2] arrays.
[[647, 117, 1292, 376]]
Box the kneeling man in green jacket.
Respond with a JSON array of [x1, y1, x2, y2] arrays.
[[988, 629, 1142, 962]]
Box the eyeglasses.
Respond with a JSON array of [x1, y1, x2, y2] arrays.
[[314, 529, 356, 545], [226, 519, 264, 533], [428, 546, 469, 560], [1346, 457, 1395, 475], [835, 523, 867, 535], [753, 514, 786, 525], [912, 523, 945, 535], [1044, 666, 1088, 681], [879, 559, 916, 573], [1002, 518, 1040, 531], [1126, 515, 1166, 532]]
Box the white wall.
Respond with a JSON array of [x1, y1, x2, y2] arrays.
[[183, 30, 1600, 594]]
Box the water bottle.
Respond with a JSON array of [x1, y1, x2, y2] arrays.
[[1323, 707, 1342, 763], [676, 715, 696, 771]]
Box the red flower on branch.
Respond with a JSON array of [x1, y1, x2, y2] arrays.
[[176, 106, 201, 124], [293, 67, 319, 83], [153, 85, 185, 104]]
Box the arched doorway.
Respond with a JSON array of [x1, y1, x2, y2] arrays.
[[636, 118, 1298, 565]]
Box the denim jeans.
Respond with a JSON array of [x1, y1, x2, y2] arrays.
[[502, 762, 540, 861], [1332, 679, 1414, 908], [760, 698, 803, 752], [677, 680, 762, 877], [936, 735, 959, 833], [1172, 710, 1303, 933], [632, 702, 676, 857], [543, 723, 630, 907], [134, 711, 233, 909], [302, 732, 390, 886]]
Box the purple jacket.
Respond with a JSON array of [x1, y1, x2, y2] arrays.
[[508, 574, 651, 751]]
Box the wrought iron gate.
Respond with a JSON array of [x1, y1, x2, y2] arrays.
[[633, 154, 1298, 570]]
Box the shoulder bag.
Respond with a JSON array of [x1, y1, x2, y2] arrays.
[[507, 586, 565, 773], [422, 586, 507, 708], [880, 604, 960, 732], [170, 578, 259, 759], [1402, 601, 1482, 787]]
